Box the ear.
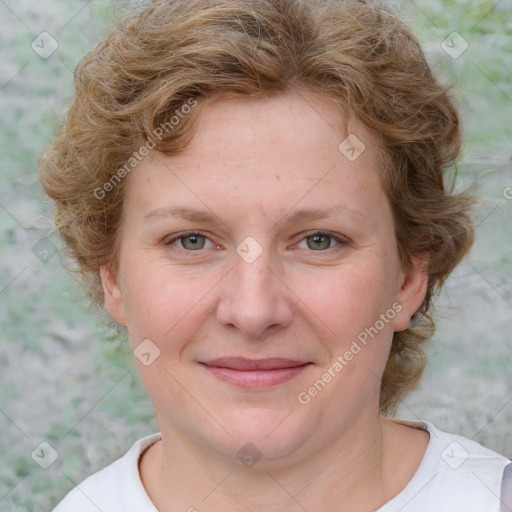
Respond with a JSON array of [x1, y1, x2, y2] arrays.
[[393, 255, 429, 332], [100, 264, 127, 326]]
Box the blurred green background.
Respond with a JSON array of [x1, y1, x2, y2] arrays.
[[0, 0, 511, 510]]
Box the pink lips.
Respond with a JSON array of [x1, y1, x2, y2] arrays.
[[199, 357, 312, 389]]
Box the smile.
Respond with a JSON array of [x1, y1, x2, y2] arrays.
[[199, 357, 313, 389]]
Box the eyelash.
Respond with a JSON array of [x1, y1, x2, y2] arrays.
[[164, 230, 349, 254]]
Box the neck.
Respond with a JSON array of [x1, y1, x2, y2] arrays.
[[140, 410, 413, 512]]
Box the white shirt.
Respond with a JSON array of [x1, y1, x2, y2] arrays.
[[52, 420, 510, 512]]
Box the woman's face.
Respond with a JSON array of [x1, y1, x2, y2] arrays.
[[101, 90, 427, 465]]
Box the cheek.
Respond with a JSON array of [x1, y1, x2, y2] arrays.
[[121, 265, 216, 409], [121, 261, 215, 347], [296, 261, 397, 337]]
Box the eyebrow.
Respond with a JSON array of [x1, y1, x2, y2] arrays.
[[278, 205, 365, 224], [144, 206, 225, 224], [143, 205, 365, 229]]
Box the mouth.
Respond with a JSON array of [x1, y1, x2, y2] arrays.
[[199, 357, 313, 389]]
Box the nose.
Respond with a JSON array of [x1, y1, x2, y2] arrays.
[[216, 245, 294, 339]]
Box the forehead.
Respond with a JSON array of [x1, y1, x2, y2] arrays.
[[125, 90, 385, 221], [179, 90, 366, 165]]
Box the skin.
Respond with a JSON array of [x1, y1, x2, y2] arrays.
[[101, 89, 430, 512]]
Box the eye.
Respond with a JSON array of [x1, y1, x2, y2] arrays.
[[295, 231, 348, 251], [165, 231, 215, 251]]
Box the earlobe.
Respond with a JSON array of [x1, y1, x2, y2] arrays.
[[100, 265, 127, 326], [393, 256, 429, 332]]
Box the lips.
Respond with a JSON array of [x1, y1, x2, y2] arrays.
[[201, 357, 309, 371], [199, 357, 312, 389]]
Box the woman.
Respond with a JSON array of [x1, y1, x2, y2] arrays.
[[39, 0, 511, 510]]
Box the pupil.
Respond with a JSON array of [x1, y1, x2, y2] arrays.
[[309, 235, 330, 250], [183, 235, 204, 250]]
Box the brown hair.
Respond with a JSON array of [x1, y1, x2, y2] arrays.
[[38, 0, 475, 415]]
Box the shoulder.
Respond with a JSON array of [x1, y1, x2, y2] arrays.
[[380, 419, 511, 512], [51, 433, 161, 512]]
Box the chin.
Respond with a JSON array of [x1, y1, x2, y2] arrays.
[[199, 406, 317, 466]]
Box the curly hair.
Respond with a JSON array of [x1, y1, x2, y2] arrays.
[[38, 0, 475, 416]]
